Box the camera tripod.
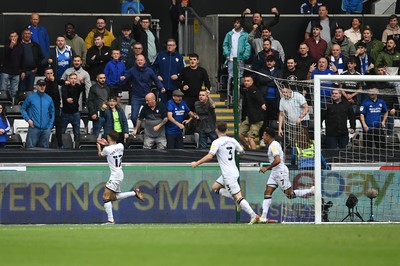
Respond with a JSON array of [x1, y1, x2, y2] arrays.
[[341, 206, 364, 222], [368, 197, 376, 222]]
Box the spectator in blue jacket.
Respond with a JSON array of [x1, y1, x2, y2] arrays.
[[123, 54, 165, 126], [27, 13, 50, 58], [104, 49, 126, 101], [21, 79, 55, 148], [0, 104, 11, 148], [222, 17, 251, 100], [341, 0, 363, 14], [152, 38, 185, 103], [101, 96, 129, 144]]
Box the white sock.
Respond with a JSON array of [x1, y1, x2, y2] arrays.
[[261, 197, 272, 219], [104, 201, 114, 222], [116, 191, 136, 200], [294, 188, 313, 197], [237, 198, 256, 218]]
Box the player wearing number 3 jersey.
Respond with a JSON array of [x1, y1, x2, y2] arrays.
[[191, 122, 260, 224], [97, 129, 144, 224]]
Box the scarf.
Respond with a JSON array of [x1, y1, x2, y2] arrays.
[[330, 55, 344, 74], [358, 53, 369, 75]]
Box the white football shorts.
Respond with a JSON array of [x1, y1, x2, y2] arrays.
[[267, 169, 291, 191], [216, 175, 241, 195], [105, 179, 122, 193]]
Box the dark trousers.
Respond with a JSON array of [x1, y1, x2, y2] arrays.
[[364, 128, 385, 149], [166, 133, 183, 149]]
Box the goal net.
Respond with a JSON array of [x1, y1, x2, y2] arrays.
[[273, 74, 400, 224]]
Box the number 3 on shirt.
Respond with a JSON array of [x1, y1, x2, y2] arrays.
[[226, 146, 233, 161]]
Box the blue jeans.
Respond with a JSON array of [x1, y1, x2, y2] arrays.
[[130, 95, 145, 126], [92, 116, 105, 136], [62, 112, 81, 141], [325, 135, 349, 149], [18, 70, 36, 93], [0, 73, 20, 99], [26, 127, 51, 148], [198, 131, 217, 149], [166, 133, 183, 149]]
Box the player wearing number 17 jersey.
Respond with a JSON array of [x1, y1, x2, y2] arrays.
[[97, 129, 144, 224], [191, 122, 260, 224]]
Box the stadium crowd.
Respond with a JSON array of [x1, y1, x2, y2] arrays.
[[0, 0, 399, 151]]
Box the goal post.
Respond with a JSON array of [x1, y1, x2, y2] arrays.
[[313, 74, 400, 224]]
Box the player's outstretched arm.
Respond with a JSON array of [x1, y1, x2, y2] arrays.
[[191, 153, 214, 168]]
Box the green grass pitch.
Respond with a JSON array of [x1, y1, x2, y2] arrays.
[[0, 223, 398, 266]]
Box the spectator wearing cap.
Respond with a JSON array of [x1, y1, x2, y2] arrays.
[[165, 89, 196, 149], [21, 79, 55, 148], [64, 22, 87, 67], [304, 24, 328, 61], [255, 55, 282, 134], [111, 24, 136, 67], [354, 41, 375, 75]]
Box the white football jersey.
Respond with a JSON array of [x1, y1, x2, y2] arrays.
[[101, 143, 124, 181], [267, 140, 286, 172], [209, 136, 243, 178]]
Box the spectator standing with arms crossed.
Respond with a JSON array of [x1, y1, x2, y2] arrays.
[[61, 73, 85, 142], [85, 16, 115, 49], [21, 79, 55, 148]]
